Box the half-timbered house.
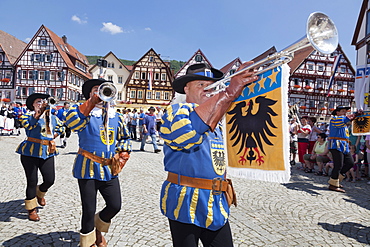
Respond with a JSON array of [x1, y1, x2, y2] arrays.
[[220, 57, 242, 78], [288, 44, 355, 121], [122, 48, 173, 106], [174, 49, 213, 78], [14, 25, 91, 104], [89, 51, 131, 103], [0, 30, 26, 102]]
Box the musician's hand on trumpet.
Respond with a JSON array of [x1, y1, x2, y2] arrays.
[[195, 61, 259, 131]]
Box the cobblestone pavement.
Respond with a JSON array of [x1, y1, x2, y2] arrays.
[[0, 132, 370, 247]]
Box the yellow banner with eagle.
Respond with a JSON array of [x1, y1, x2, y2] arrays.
[[223, 64, 291, 183]]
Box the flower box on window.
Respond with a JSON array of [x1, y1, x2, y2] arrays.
[[338, 89, 345, 93], [1, 98, 10, 102], [293, 85, 301, 89], [300, 106, 307, 109], [329, 108, 335, 111], [320, 107, 327, 111], [316, 87, 324, 91], [304, 86, 312, 90], [1, 78, 10, 83], [349, 90, 354, 94]]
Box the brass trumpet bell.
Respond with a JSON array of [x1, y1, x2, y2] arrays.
[[98, 82, 117, 102]]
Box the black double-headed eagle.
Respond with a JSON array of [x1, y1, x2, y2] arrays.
[[227, 96, 277, 166]]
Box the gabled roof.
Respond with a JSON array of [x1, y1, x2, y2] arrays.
[[88, 51, 130, 72], [251, 46, 277, 63], [174, 49, 213, 78], [15, 25, 91, 78], [0, 30, 27, 64], [132, 48, 170, 68], [220, 57, 242, 74], [352, 0, 368, 45], [288, 46, 315, 73]]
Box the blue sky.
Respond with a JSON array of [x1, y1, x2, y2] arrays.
[[0, 0, 362, 69]]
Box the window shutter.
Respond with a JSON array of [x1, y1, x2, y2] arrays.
[[34, 70, 39, 80], [41, 54, 45, 62], [30, 54, 34, 62], [45, 71, 50, 80], [61, 71, 65, 81], [17, 70, 21, 79]]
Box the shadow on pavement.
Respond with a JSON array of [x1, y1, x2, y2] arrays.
[[2, 231, 79, 246], [318, 222, 370, 245], [0, 199, 28, 222]]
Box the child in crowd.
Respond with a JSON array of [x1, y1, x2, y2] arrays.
[[346, 145, 359, 182]]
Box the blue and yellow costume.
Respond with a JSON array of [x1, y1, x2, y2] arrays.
[[16, 112, 65, 158], [328, 115, 351, 154], [160, 103, 229, 231], [66, 105, 131, 181]]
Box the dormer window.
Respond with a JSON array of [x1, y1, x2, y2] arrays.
[[195, 55, 203, 62]]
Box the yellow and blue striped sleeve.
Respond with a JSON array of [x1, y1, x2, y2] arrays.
[[331, 116, 350, 128], [65, 104, 89, 132], [19, 112, 38, 130], [160, 103, 209, 150], [116, 114, 132, 152]]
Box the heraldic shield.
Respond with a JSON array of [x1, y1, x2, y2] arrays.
[[223, 64, 291, 183], [100, 125, 115, 145]]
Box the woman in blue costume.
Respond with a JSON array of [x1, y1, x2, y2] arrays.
[[16, 93, 65, 221], [66, 78, 131, 247], [159, 63, 258, 247], [328, 106, 361, 192]]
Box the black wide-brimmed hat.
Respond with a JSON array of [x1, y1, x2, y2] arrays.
[[82, 78, 113, 100], [172, 63, 224, 94], [331, 105, 351, 116], [26, 93, 50, 111]]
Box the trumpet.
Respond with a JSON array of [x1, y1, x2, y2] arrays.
[[98, 82, 117, 102], [205, 12, 338, 96], [47, 97, 58, 105]]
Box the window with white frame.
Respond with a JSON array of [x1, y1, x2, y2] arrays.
[[161, 73, 166, 81], [307, 63, 314, 71], [164, 92, 169, 100], [130, 90, 136, 99], [39, 71, 45, 80], [108, 75, 113, 81], [318, 65, 324, 72], [29, 71, 34, 80], [50, 71, 55, 80], [138, 90, 143, 99], [34, 54, 41, 62], [147, 91, 152, 99], [134, 72, 139, 79], [22, 71, 27, 79], [141, 72, 146, 80], [39, 39, 47, 46], [155, 73, 160, 80], [155, 91, 161, 99], [45, 54, 53, 62], [118, 76, 123, 83], [117, 92, 122, 100]]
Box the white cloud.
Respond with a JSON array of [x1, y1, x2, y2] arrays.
[[144, 27, 152, 31], [100, 22, 123, 35], [24, 38, 31, 43], [71, 15, 87, 24]]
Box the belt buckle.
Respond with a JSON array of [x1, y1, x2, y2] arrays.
[[212, 177, 222, 195]]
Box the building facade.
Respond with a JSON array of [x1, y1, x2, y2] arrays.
[[14, 25, 91, 104], [89, 51, 131, 102], [0, 30, 27, 103], [123, 48, 173, 106]]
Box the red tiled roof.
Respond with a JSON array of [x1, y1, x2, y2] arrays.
[[0, 30, 27, 64], [43, 25, 91, 78]]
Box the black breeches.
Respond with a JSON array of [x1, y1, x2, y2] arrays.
[[330, 149, 354, 179], [20, 155, 55, 200], [78, 177, 121, 234], [60, 126, 71, 138], [169, 219, 233, 247]]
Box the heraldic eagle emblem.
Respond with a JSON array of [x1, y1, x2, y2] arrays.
[[227, 96, 277, 166], [352, 116, 370, 134]]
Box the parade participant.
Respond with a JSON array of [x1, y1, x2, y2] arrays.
[[66, 78, 131, 247], [13, 102, 26, 135], [159, 63, 258, 246], [57, 102, 71, 148], [328, 106, 360, 193], [140, 106, 161, 153], [15, 93, 65, 221]]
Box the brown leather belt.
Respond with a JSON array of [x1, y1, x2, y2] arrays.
[[167, 172, 228, 193], [78, 148, 111, 166], [328, 137, 349, 143], [27, 137, 51, 145]]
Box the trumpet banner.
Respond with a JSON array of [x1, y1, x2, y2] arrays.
[[223, 64, 290, 183]]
